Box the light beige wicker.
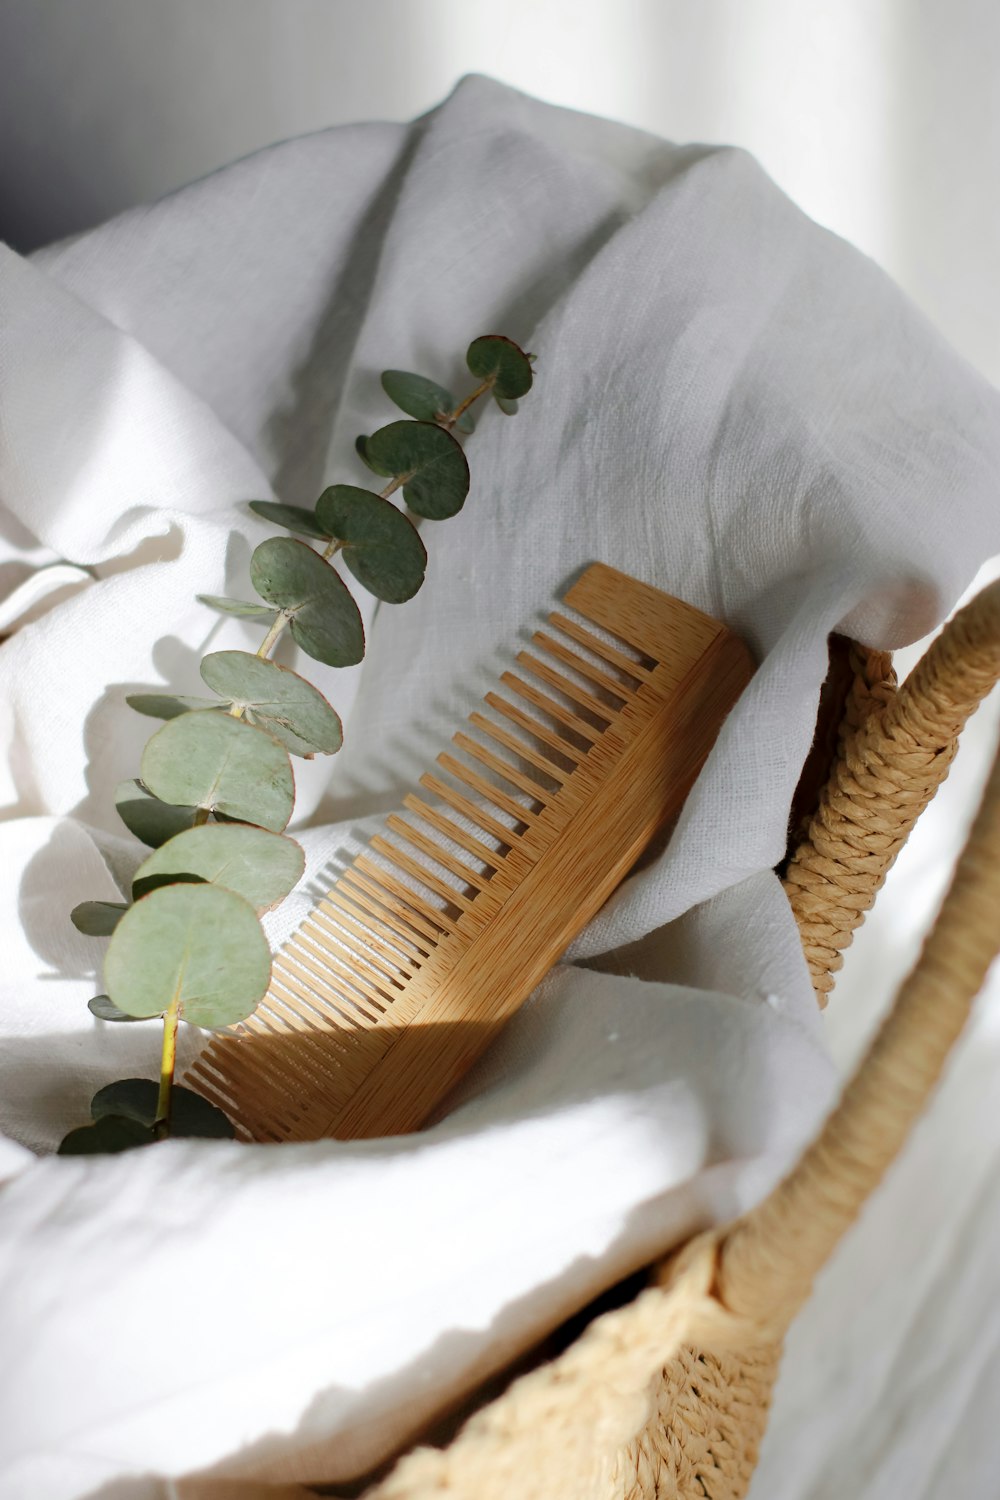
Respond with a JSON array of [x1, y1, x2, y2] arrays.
[[182, 578, 1000, 1500]]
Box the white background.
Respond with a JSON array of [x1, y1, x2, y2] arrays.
[[2, 2, 999, 1493]]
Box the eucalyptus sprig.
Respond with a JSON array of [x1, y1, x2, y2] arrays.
[[60, 335, 535, 1155]]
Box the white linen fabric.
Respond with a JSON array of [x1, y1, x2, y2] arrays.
[[0, 73, 998, 1498]]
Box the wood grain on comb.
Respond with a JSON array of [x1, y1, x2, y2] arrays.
[[184, 563, 755, 1143]]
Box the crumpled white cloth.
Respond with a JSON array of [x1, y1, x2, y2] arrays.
[[0, 73, 998, 1499]]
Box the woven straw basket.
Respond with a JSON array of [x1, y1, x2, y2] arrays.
[[185, 578, 1000, 1500]]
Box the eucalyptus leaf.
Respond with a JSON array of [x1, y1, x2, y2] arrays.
[[197, 595, 280, 621], [249, 537, 365, 668], [466, 335, 533, 399], [314, 486, 427, 603], [200, 651, 343, 757], [126, 694, 224, 720], [364, 421, 470, 520], [58, 1115, 155, 1156], [356, 434, 390, 476], [127, 873, 207, 897], [104, 882, 271, 1028], [132, 823, 304, 912], [380, 370, 474, 434], [248, 501, 331, 540], [141, 712, 295, 831], [70, 901, 128, 937], [494, 395, 519, 416], [115, 779, 200, 849], [91, 1077, 235, 1139], [88, 994, 149, 1023]]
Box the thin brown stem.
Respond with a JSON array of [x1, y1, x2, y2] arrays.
[[441, 377, 494, 431]]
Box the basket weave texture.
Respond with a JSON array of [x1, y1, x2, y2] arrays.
[[183, 581, 1000, 1500]]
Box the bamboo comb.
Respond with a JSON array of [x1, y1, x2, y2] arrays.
[[185, 563, 754, 1143]]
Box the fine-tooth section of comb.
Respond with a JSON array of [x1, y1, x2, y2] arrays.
[[185, 562, 755, 1143]]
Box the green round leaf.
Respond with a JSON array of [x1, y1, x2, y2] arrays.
[[88, 994, 149, 1023], [364, 421, 470, 520], [494, 394, 519, 416], [127, 693, 223, 720], [71, 901, 128, 937], [200, 651, 343, 757], [248, 501, 331, 540], [58, 1115, 154, 1156], [380, 370, 474, 434], [141, 712, 295, 831], [466, 335, 533, 400], [356, 434, 390, 476], [314, 486, 427, 603], [132, 823, 304, 913], [104, 882, 271, 1028], [115, 779, 200, 849], [249, 537, 365, 668], [91, 1078, 236, 1139], [197, 595, 279, 621]]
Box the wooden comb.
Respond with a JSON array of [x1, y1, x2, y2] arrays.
[[184, 563, 754, 1142]]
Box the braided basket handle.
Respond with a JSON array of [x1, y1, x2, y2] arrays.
[[717, 579, 1000, 1326], [784, 579, 1000, 1002]]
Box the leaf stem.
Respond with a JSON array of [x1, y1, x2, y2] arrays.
[[155, 992, 181, 1137], [256, 610, 291, 660], [230, 373, 492, 712], [441, 377, 494, 431]]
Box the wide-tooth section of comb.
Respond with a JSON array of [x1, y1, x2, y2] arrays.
[[531, 630, 633, 705], [436, 751, 540, 827], [482, 692, 587, 770], [547, 611, 652, 684], [467, 711, 566, 788], [402, 794, 504, 869], [451, 732, 555, 805], [185, 562, 755, 1143], [514, 651, 616, 725], [417, 772, 519, 848], [499, 670, 603, 746]]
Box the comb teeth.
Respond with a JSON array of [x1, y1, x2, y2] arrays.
[[368, 835, 476, 915], [403, 793, 504, 870], [417, 772, 518, 848], [437, 751, 539, 828], [385, 814, 494, 891], [281, 939, 388, 1020], [483, 692, 587, 769], [186, 561, 754, 1144], [312, 904, 413, 986], [324, 882, 431, 962], [547, 611, 652, 684], [515, 651, 615, 726], [353, 855, 457, 936], [499, 671, 602, 745], [316, 896, 420, 974], [532, 630, 633, 705], [451, 732, 554, 806], [343, 864, 446, 946], [467, 711, 566, 788]]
